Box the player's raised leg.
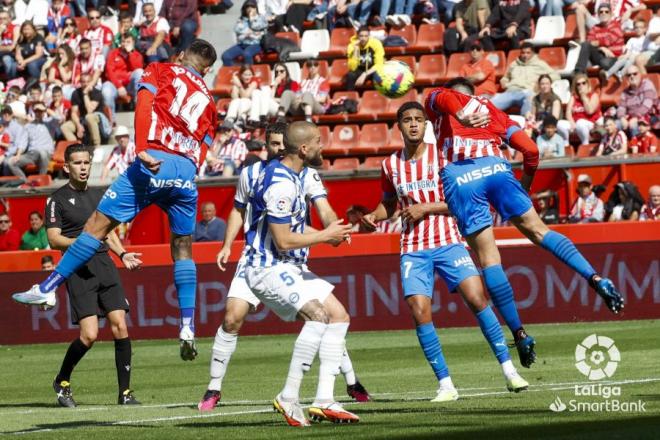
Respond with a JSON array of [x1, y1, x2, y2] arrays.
[[13, 210, 118, 309], [510, 208, 624, 314]]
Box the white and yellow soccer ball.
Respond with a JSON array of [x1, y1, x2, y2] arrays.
[[373, 60, 415, 99]]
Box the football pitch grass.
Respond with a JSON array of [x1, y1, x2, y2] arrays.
[[1, 320, 659, 439]]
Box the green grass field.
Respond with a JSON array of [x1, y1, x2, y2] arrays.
[[1, 320, 659, 439]]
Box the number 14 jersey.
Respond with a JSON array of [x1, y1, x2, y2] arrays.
[[137, 62, 216, 169]]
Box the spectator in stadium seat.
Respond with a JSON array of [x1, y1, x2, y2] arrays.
[[574, 0, 647, 42], [605, 181, 644, 221], [20, 211, 48, 250], [636, 9, 660, 74], [263, 62, 301, 120], [47, 44, 76, 100], [102, 33, 144, 121], [221, 1, 267, 66], [41, 254, 54, 270], [616, 66, 658, 137], [5, 102, 52, 182], [557, 73, 602, 146], [491, 43, 558, 116], [204, 121, 247, 177], [569, 174, 605, 223], [575, 3, 623, 73], [477, 0, 531, 51], [290, 59, 331, 122], [133, 0, 164, 24], [73, 38, 105, 92], [345, 25, 385, 90], [596, 116, 627, 156], [112, 10, 139, 49], [528, 74, 563, 135], [83, 8, 114, 58], [5, 21, 47, 86], [0, 212, 20, 251], [602, 19, 656, 84], [0, 9, 18, 70], [45, 85, 72, 139], [137, 1, 172, 63], [536, 116, 566, 159], [1, 103, 27, 177], [160, 0, 198, 55], [194, 202, 227, 242], [101, 125, 136, 181], [26, 83, 44, 117], [224, 65, 263, 129], [57, 17, 82, 54], [45, 0, 72, 51], [629, 117, 657, 154], [459, 41, 496, 97], [640, 185, 660, 221], [61, 72, 111, 147], [443, 0, 490, 55]]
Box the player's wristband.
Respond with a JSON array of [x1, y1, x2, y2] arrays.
[[119, 251, 128, 260]]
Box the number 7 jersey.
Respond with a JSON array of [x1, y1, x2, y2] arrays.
[[137, 62, 217, 169]]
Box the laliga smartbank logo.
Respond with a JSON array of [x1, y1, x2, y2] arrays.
[[549, 334, 646, 413]]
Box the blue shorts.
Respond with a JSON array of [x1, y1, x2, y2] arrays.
[[97, 149, 198, 236], [400, 244, 480, 297], [441, 156, 532, 237]]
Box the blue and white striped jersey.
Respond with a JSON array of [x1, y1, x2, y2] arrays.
[[244, 160, 325, 267]]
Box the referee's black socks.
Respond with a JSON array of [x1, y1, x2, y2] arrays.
[[56, 338, 90, 383], [114, 338, 132, 393]]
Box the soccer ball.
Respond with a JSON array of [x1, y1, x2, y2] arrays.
[[373, 60, 415, 99]]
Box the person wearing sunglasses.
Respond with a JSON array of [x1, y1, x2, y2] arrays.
[[559, 73, 602, 147], [616, 65, 657, 137], [83, 7, 113, 59], [575, 3, 625, 73], [58, 18, 81, 53], [574, 0, 648, 43], [0, 212, 20, 252], [458, 41, 497, 98]]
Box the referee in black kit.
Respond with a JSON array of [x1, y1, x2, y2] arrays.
[[46, 143, 142, 407]]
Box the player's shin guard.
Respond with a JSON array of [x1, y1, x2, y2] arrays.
[[476, 306, 510, 363], [314, 322, 349, 405], [483, 265, 523, 334], [114, 338, 132, 393], [540, 231, 597, 280], [340, 349, 356, 386], [208, 327, 238, 391], [281, 321, 327, 401], [174, 259, 197, 330], [416, 323, 449, 381], [39, 233, 102, 293]]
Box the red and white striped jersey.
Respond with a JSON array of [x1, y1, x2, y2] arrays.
[[381, 144, 463, 254], [137, 62, 217, 169], [73, 53, 105, 86], [83, 25, 113, 56], [105, 142, 137, 174]]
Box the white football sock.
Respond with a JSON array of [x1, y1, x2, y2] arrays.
[[439, 376, 455, 390], [313, 322, 349, 406], [281, 321, 327, 402], [340, 349, 357, 386], [208, 327, 238, 391], [501, 359, 517, 378]]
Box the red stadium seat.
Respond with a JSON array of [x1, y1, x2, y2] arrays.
[[576, 143, 598, 157], [275, 31, 301, 47], [383, 89, 419, 118], [539, 47, 566, 71], [327, 124, 359, 156], [324, 27, 354, 58], [358, 90, 389, 121], [411, 23, 444, 53], [318, 125, 331, 149], [387, 24, 417, 55], [599, 77, 625, 107], [381, 124, 404, 154], [251, 64, 271, 84], [391, 55, 417, 75], [213, 66, 240, 96], [506, 49, 521, 69], [417, 54, 447, 86], [564, 145, 575, 158], [445, 53, 471, 83], [558, 14, 578, 44], [360, 156, 387, 169], [355, 123, 389, 154], [74, 16, 89, 33], [332, 157, 360, 170], [216, 97, 231, 114], [487, 51, 508, 78], [329, 59, 349, 89], [49, 140, 80, 172], [321, 159, 331, 170], [26, 174, 52, 187]]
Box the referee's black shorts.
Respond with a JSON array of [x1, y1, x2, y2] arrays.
[[65, 252, 129, 325]]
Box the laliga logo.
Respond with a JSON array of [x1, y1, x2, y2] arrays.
[[575, 334, 620, 380]]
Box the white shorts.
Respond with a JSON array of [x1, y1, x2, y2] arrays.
[[227, 260, 261, 309], [245, 263, 334, 322]]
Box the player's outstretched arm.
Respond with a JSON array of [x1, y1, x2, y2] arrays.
[[507, 127, 540, 192], [269, 220, 352, 251], [217, 206, 245, 271]]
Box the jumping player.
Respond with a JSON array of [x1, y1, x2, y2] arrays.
[[12, 39, 218, 361], [198, 122, 370, 411], [244, 121, 359, 427], [48, 143, 142, 407], [362, 102, 529, 399], [424, 78, 624, 367]]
